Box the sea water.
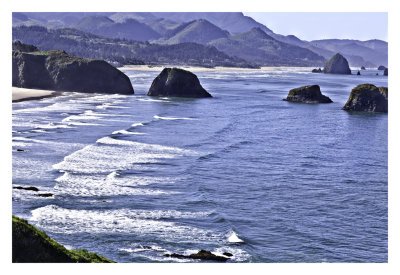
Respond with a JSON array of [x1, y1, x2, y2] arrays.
[[12, 67, 388, 262]]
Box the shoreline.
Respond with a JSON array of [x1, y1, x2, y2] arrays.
[[12, 87, 60, 103], [119, 65, 316, 72]]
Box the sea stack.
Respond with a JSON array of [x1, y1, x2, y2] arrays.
[[323, 53, 351, 74], [377, 65, 387, 71], [12, 45, 134, 94], [147, 67, 212, 98], [342, 84, 388, 113], [283, 85, 333, 103]]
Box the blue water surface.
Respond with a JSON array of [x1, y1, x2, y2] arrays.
[[12, 67, 388, 262]]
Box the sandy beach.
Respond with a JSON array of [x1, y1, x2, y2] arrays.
[[119, 65, 313, 73], [12, 87, 58, 103]]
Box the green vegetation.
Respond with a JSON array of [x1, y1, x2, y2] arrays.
[[209, 28, 326, 66], [73, 16, 161, 42], [12, 40, 38, 52], [342, 84, 388, 112], [156, 19, 229, 45], [12, 215, 114, 263], [12, 25, 255, 68]]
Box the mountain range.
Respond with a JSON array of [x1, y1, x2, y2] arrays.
[[12, 12, 388, 68]]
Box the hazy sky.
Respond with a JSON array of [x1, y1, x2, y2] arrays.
[[244, 12, 388, 41]]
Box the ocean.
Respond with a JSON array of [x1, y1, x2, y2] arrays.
[[12, 67, 388, 262]]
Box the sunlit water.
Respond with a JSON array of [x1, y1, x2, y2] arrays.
[[12, 67, 388, 262]]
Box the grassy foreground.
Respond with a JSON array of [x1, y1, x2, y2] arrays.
[[12, 215, 114, 263]]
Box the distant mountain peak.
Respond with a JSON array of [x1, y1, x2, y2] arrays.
[[236, 27, 274, 40]]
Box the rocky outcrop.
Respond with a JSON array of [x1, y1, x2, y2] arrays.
[[323, 53, 351, 74], [12, 49, 134, 94], [377, 65, 387, 70], [312, 68, 322, 73], [357, 71, 361, 75], [342, 84, 388, 113], [384, 68, 388, 76], [361, 66, 366, 70], [12, 215, 114, 263], [283, 85, 333, 103], [164, 250, 229, 262], [147, 68, 211, 98]]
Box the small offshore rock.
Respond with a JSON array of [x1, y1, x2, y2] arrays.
[[323, 53, 351, 74], [35, 193, 53, 197], [13, 186, 39, 192], [357, 71, 361, 75], [311, 68, 322, 73], [361, 66, 366, 70], [164, 250, 229, 262], [16, 149, 25, 152], [283, 85, 333, 103], [342, 84, 388, 112], [147, 67, 212, 98], [223, 252, 233, 257]]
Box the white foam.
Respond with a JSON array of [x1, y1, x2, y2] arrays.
[[36, 123, 72, 129], [112, 129, 147, 135], [138, 98, 169, 103], [228, 231, 244, 243], [213, 246, 250, 262], [154, 115, 197, 120], [54, 172, 175, 196], [131, 123, 144, 127], [30, 205, 218, 243]]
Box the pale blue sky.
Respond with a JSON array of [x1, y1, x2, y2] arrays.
[[244, 12, 388, 41]]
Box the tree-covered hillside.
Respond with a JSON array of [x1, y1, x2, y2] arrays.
[[12, 26, 256, 68]]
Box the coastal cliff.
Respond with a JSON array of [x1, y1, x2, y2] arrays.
[[12, 44, 134, 94]]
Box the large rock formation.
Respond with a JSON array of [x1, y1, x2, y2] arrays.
[[323, 53, 351, 74], [147, 67, 212, 98], [342, 84, 388, 113], [12, 48, 134, 94], [12, 215, 114, 263], [283, 85, 333, 103], [377, 65, 387, 70]]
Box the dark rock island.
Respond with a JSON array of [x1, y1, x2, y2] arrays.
[[12, 215, 114, 263], [283, 85, 333, 103], [312, 68, 323, 73], [323, 53, 351, 74], [342, 84, 388, 113], [377, 65, 387, 71], [147, 67, 212, 98], [384, 68, 388, 76], [12, 44, 134, 94], [164, 250, 229, 262]]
